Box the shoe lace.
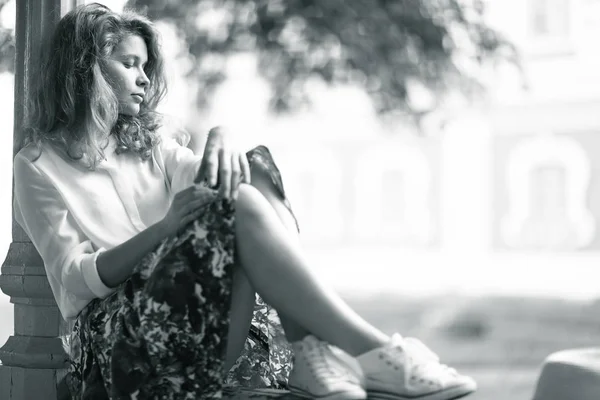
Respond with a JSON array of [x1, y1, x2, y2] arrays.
[[413, 358, 457, 378], [404, 337, 440, 363], [389, 335, 457, 379], [306, 341, 348, 382]]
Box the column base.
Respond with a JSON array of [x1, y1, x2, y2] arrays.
[[0, 364, 67, 400]]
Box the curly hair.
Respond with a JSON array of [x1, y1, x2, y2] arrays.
[[23, 2, 168, 169]]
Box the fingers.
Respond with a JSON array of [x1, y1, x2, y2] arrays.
[[180, 205, 206, 227], [180, 211, 199, 227], [173, 184, 211, 207], [195, 127, 248, 197], [203, 127, 223, 187], [240, 152, 251, 184], [197, 151, 219, 187], [172, 185, 193, 204], [230, 153, 242, 200], [178, 186, 225, 227], [167, 185, 219, 236], [218, 148, 232, 199], [177, 189, 213, 226], [174, 184, 202, 200], [180, 195, 209, 216]]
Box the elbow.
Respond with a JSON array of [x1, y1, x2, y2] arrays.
[[60, 244, 113, 300]]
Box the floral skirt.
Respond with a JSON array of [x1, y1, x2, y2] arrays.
[[67, 146, 295, 399]]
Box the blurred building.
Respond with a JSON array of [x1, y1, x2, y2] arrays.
[[260, 0, 600, 255], [237, 0, 600, 298], [0, 0, 591, 297], [487, 0, 600, 252]]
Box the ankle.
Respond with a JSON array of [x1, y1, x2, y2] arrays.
[[346, 336, 389, 357]]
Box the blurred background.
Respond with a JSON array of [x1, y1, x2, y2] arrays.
[[1, 0, 600, 399]]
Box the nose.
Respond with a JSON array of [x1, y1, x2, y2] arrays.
[[137, 68, 150, 88]]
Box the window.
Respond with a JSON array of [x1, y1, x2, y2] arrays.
[[525, 0, 574, 56], [380, 169, 407, 236], [500, 135, 594, 251], [353, 143, 435, 246], [530, 165, 567, 219], [529, 0, 570, 39]]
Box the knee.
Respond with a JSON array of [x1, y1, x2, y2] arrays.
[[235, 183, 271, 224]]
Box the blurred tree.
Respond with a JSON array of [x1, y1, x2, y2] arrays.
[[0, 0, 14, 73], [125, 0, 518, 118], [0, 0, 519, 118]]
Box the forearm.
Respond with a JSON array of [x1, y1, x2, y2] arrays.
[[96, 220, 168, 288]]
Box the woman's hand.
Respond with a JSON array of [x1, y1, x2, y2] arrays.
[[160, 185, 216, 237], [194, 126, 251, 200]]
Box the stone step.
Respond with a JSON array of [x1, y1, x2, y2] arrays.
[[223, 388, 296, 399]]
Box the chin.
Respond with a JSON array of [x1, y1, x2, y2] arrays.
[[120, 107, 141, 117]]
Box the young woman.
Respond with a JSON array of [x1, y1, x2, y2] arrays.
[[14, 3, 477, 399]]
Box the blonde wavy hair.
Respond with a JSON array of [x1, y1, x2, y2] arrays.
[[23, 2, 168, 169]]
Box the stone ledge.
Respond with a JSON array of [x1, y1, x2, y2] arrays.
[[223, 388, 297, 399], [54, 378, 299, 400]]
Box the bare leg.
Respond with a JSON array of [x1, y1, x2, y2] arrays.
[[223, 265, 255, 372], [246, 164, 310, 342], [234, 183, 389, 357], [223, 165, 307, 371]]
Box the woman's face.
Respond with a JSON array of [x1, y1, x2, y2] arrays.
[[104, 34, 150, 116]]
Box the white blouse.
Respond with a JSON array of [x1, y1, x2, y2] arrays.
[[13, 132, 202, 320]]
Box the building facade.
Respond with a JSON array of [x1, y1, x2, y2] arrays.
[[255, 0, 600, 297]]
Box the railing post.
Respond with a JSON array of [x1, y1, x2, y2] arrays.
[[0, 1, 67, 399]]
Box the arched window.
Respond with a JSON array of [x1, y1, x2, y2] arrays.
[[501, 134, 594, 250], [529, 0, 570, 39], [353, 142, 435, 246]]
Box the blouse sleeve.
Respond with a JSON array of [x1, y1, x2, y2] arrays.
[[13, 154, 114, 301], [158, 136, 203, 194]]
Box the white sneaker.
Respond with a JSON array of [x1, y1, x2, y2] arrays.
[[357, 334, 477, 400], [329, 344, 366, 388], [288, 335, 367, 400]]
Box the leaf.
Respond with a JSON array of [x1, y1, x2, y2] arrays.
[[125, 0, 518, 119]]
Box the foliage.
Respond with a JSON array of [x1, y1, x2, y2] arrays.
[[0, 0, 519, 117], [125, 0, 519, 117], [0, 0, 14, 73]]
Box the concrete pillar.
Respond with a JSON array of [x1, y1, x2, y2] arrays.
[[0, 1, 70, 399]]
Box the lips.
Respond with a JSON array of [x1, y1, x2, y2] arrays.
[[132, 94, 144, 102]]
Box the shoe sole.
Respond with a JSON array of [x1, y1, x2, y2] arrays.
[[288, 385, 367, 400], [367, 384, 476, 400]]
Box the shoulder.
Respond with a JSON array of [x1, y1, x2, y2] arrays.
[[14, 143, 46, 174], [14, 143, 60, 187], [15, 138, 66, 165], [14, 140, 81, 182], [15, 142, 43, 162]]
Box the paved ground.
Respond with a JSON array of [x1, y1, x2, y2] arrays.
[[464, 367, 539, 400], [2, 294, 595, 400], [223, 366, 539, 399]]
